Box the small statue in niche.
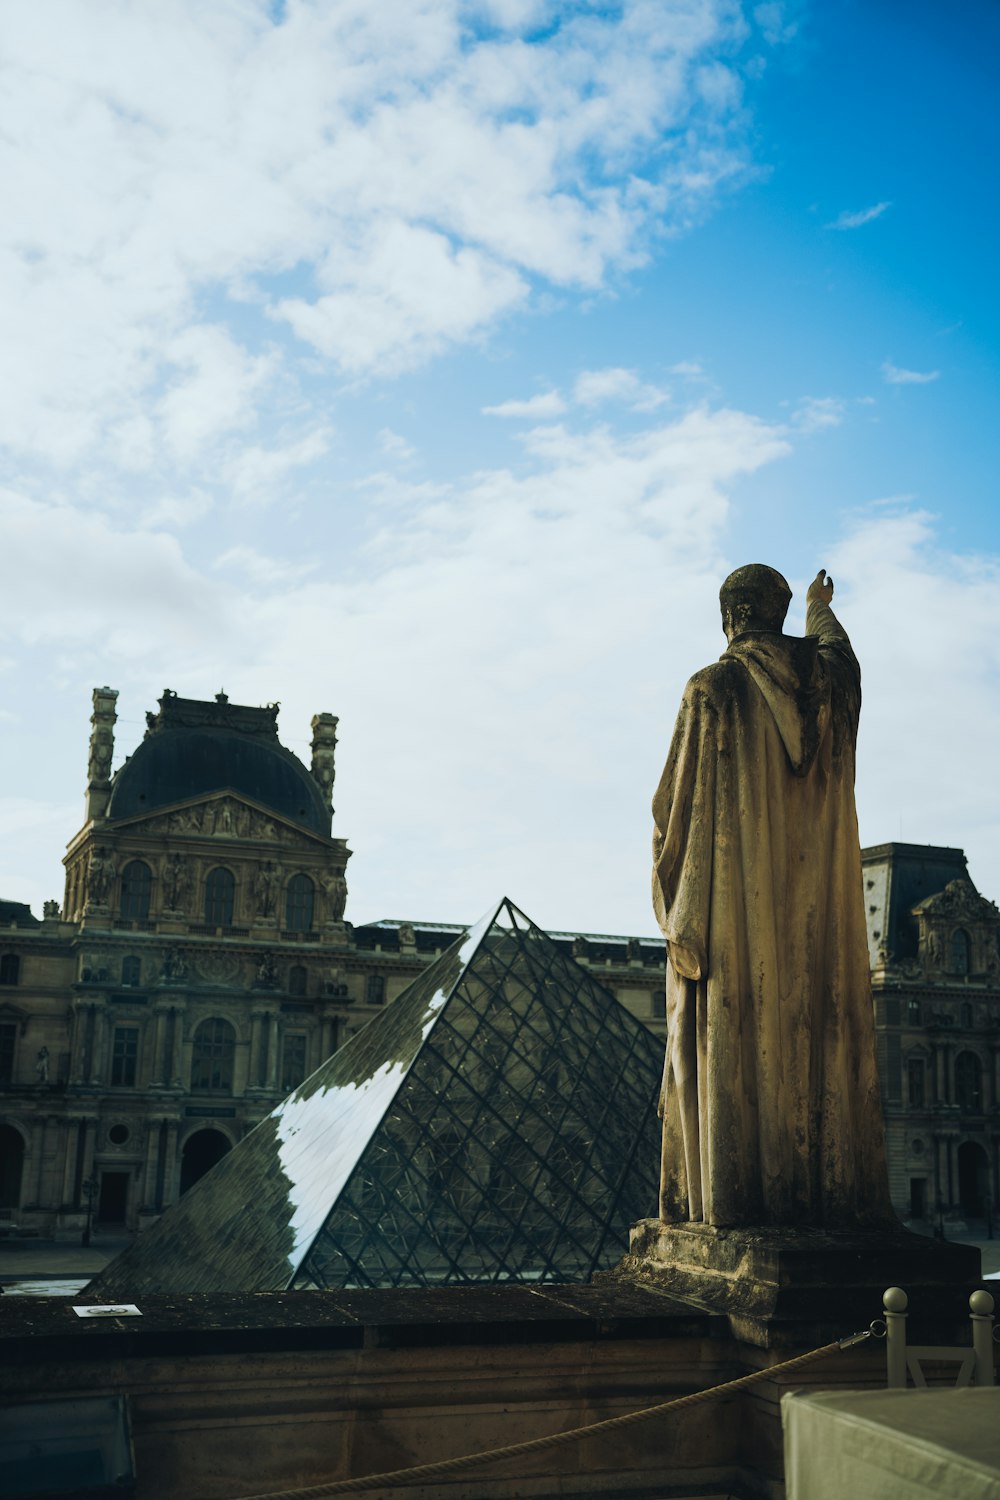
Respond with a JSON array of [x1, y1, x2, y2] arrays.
[[321, 873, 348, 921], [926, 928, 942, 968], [35, 1046, 49, 1084], [256, 952, 278, 987], [162, 947, 188, 982], [162, 854, 189, 910], [87, 846, 116, 905], [254, 861, 280, 917]]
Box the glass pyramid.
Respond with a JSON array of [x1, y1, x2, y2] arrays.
[[93, 899, 662, 1296]]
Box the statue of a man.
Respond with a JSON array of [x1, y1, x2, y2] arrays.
[[652, 565, 892, 1229]]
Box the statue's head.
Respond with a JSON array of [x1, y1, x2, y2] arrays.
[[719, 564, 791, 641]]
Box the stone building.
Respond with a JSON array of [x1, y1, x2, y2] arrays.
[[865, 841, 1000, 1228], [0, 688, 667, 1239]]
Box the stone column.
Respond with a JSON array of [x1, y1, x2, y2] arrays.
[[151, 1006, 169, 1088], [162, 1120, 180, 1207], [932, 1133, 945, 1216], [85, 686, 118, 823], [60, 1118, 81, 1208], [265, 1010, 280, 1092], [943, 1044, 953, 1105], [69, 1001, 89, 1085], [141, 1120, 161, 1212], [946, 1136, 955, 1208], [929, 1043, 940, 1103], [310, 712, 338, 823], [89, 1002, 109, 1086], [992, 1046, 1000, 1114], [169, 1003, 187, 1089], [30, 1116, 50, 1206], [248, 1011, 265, 1088]]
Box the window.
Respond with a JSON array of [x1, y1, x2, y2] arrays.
[[121, 955, 141, 987], [288, 964, 307, 998], [281, 1033, 308, 1093], [119, 861, 152, 920], [191, 1018, 236, 1093], [907, 999, 922, 1026], [204, 868, 236, 926], [285, 874, 315, 932], [0, 1023, 16, 1083], [365, 974, 386, 1006], [955, 1051, 982, 1113], [950, 928, 971, 975], [908, 1057, 925, 1108], [650, 991, 666, 1019], [0, 954, 19, 986], [110, 1028, 139, 1087], [962, 1002, 974, 1030], [910, 1178, 927, 1218], [885, 998, 900, 1026]]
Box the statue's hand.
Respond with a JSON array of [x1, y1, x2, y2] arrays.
[[806, 569, 834, 607]]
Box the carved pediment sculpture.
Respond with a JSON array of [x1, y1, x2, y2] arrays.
[[119, 796, 324, 850], [914, 878, 1000, 926]]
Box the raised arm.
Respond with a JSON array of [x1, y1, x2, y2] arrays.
[[805, 569, 861, 694]]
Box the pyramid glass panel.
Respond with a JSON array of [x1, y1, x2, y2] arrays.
[[92, 899, 662, 1296]]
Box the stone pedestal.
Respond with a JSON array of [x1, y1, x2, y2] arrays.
[[624, 1219, 983, 1348]]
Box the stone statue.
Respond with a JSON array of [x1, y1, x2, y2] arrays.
[[162, 947, 188, 982], [256, 951, 278, 987], [254, 861, 280, 917], [321, 872, 347, 922], [87, 847, 116, 905], [35, 1046, 49, 1084], [652, 566, 892, 1228], [162, 855, 189, 910], [398, 922, 416, 947]]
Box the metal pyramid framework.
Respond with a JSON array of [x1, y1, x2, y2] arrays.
[[93, 899, 662, 1296]]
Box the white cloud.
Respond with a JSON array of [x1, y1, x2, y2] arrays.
[[0, 399, 792, 930], [483, 391, 567, 419], [138, 491, 213, 530], [0, 1, 761, 470], [828, 201, 892, 230], [881, 360, 940, 386], [378, 429, 417, 464], [792, 396, 844, 432], [825, 509, 1000, 901], [214, 546, 319, 587], [573, 367, 670, 411], [224, 427, 332, 506]]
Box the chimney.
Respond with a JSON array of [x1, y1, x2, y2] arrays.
[[86, 687, 118, 822]]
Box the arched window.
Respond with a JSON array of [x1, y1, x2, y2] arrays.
[[121, 955, 141, 987], [204, 868, 235, 926], [0, 954, 20, 986], [285, 874, 315, 932], [955, 1051, 982, 1113], [950, 928, 971, 975], [191, 1017, 236, 1093], [119, 861, 152, 920], [180, 1128, 232, 1194], [288, 964, 307, 997]]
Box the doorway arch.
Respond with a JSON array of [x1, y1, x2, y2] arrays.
[[958, 1140, 990, 1216], [0, 1123, 24, 1211], [179, 1128, 232, 1195]]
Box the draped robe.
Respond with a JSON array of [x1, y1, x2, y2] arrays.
[[652, 599, 893, 1227]]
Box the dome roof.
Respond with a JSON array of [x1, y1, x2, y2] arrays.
[[107, 692, 329, 835]]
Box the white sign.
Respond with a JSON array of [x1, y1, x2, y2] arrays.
[[72, 1303, 142, 1318]]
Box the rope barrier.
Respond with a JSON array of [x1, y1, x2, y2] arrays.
[[222, 1325, 873, 1500]]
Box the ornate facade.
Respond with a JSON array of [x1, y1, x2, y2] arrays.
[[865, 842, 1000, 1228], [0, 689, 667, 1238]]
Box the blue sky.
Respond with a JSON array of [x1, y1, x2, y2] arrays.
[[1, 0, 998, 934]]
